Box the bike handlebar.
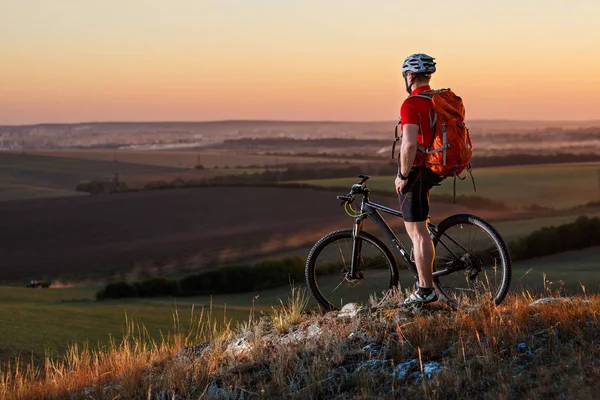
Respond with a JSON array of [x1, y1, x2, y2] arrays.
[[337, 175, 371, 205]]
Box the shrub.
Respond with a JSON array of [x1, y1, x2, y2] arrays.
[[95, 288, 106, 300], [509, 216, 600, 261], [170, 179, 187, 188], [178, 256, 306, 296], [76, 180, 128, 194], [75, 180, 107, 194], [133, 277, 182, 297], [97, 256, 308, 300], [100, 281, 138, 299]]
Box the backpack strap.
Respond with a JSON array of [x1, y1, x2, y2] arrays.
[[409, 93, 435, 101], [407, 91, 440, 154], [391, 118, 401, 160]]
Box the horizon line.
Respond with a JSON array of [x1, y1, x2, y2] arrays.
[[3, 118, 600, 128]]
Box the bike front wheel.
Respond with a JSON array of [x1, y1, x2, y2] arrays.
[[431, 214, 512, 308], [305, 229, 399, 312]]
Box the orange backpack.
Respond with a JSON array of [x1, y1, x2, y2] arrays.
[[411, 89, 473, 177], [393, 89, 473, 177]]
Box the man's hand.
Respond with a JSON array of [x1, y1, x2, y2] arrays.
[[395, 175, 407, 195]]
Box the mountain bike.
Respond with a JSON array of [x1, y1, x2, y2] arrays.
[[305, 175, 511, 311]]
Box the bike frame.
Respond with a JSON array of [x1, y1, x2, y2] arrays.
[[349, 188, 466, 283]]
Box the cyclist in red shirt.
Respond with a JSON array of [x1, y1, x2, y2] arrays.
[[395, 53, 443, 306]]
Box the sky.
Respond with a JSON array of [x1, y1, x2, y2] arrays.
[[1, 0, 599, 124]]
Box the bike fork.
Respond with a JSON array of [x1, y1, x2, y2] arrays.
[[350, 216, 365, 278]]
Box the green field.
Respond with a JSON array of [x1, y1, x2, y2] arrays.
[[291, 162, 600, 209], [512, 246, 600, 294], [0, 284, 322, 366], [0, 286, 261, 365]]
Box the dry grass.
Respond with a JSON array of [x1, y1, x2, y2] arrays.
[[1, 289, 599, 400], [270, 286, 309, 334]]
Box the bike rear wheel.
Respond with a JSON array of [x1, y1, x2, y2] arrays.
[[431, 214, 511, 308], [305, 229, 399, 312]]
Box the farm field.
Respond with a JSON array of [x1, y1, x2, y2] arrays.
[[290, 162, 600, 209], [1, 186, 465, 283], [0, 167, 596, 285], [0, 286, 252, 365], [0, 152, 281, 201], [23, 149, 361, 169], [0, 152, 182, 201]]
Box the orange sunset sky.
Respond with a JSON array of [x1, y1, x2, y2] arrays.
[[1, 0, 599, 124]]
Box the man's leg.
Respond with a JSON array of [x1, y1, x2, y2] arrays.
[[399, 172, 438, 305], [404, 221, 434, 288]]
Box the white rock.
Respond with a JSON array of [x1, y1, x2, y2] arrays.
[[338, 303, 362, 319], [362, 344, 379, 355], [261, 333, 276, 345], [306, 323, 322, 338], [225, 337, 251, 357], [281, 323, 322, 344], [356, 359, 389, 373], [175, 341, 211, 361], [392, 360, 444, 380], [393, 360, 418, 379], [422, 361, 444, 378], [529, 297, 572, 306]]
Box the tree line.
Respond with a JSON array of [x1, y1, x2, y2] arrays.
[[96, 256, 306, 300], [509, 216, 600, 261]]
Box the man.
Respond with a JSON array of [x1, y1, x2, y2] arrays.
[[395, 53, 443, 306]]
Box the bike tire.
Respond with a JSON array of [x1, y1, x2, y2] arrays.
[[431, 214, 512, 307], [305, 229, 399, 312]]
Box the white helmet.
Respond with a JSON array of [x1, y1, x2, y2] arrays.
[[401, 53, 436, 77]]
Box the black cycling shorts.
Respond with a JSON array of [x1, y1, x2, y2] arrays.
[[398, 167, 443, 222]]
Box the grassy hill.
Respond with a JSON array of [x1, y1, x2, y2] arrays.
[[1, 290, 598, 399], [1, 237, 598, 374]]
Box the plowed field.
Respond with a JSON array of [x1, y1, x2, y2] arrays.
[[0, 186, 476, 282]]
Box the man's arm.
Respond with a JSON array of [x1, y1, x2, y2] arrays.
[[399, 123, 419, 177]]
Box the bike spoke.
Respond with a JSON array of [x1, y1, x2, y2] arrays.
[[433, 217, 508, 306], [309, 232, 396, 311]]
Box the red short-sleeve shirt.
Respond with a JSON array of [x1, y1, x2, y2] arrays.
[[400, 85, 434, 167]]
